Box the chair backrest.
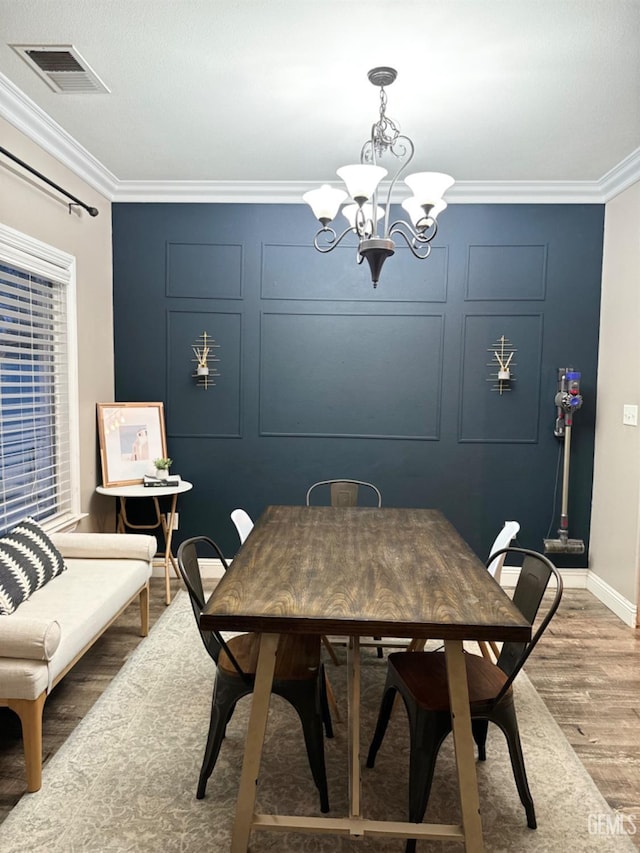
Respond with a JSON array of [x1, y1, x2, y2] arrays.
[[488, 547, 563, 703], [486, 520, 520, 583], [305, 479, 382, 508], [176, 536, 247, 679], [231, 508, 254, 545]]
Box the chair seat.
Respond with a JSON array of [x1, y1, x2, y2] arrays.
[[388, 651, 510, 711], [220, 632, 322, 680]]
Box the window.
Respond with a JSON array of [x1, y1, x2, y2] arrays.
[[0, 223, 80, 534]]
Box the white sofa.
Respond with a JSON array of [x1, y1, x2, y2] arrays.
[[0, 531, 156, 792]]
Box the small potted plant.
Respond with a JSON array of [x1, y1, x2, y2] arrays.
[[153, 457, 173, 480]]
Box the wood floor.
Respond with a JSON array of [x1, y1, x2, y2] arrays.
[[1, 579, 639, 848]]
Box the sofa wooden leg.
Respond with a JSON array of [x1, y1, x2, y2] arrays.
[[139, 583, 150, 636], [8, 692, 47, 792]]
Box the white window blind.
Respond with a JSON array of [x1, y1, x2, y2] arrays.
[[0, 223, 80, 534]]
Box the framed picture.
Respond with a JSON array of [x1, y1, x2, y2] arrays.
[[97, 402, 168, 487]]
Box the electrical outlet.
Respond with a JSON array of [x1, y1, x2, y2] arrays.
[[166, 512, 179, 530], [623, 404, 638, 426]]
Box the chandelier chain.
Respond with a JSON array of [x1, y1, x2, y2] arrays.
[[371, 84, 401, 159]]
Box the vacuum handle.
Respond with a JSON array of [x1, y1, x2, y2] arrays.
[[559, 423, 572, 535]]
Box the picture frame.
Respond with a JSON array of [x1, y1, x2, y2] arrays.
[[97, 402, 168, 487]]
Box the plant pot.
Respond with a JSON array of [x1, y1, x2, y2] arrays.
[[155, 468, 169, 480]]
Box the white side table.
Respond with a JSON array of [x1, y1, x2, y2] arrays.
[[96, 479, 193, 605]]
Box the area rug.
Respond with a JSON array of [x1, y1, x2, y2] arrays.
[[0, 593, 635, 852]]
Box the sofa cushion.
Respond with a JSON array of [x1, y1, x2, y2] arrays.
[[50, 532, 157, 562], [0, 519, 66, 616], [0, 616, 62, 660], [0, 556, 151, 699]]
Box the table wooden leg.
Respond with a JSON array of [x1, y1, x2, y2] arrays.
[[159, 494, 179, 605], [116, 503, 126, 534], [347, 636, 362, 822], [230, 632, 279, 853], [324, 671, 341, 723], [444, 639, 484, 853]]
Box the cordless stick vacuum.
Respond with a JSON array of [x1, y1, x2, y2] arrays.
[[543, 368, 586, 556]]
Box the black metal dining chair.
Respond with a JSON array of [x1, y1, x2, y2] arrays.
[[366, 547, 563, 851], [305, 479, 382, 508], [177, 535, 332, 812]]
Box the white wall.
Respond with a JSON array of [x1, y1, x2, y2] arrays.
[[590, 180, 640, 611], [0, 117, 115, 531]]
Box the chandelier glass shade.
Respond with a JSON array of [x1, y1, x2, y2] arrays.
[[302, 67, 454, 287], [342, 202, 384, 229]]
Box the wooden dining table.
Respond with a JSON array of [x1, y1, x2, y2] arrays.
[[200, 505, 531, 852]]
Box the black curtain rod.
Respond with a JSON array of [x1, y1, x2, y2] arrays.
[[0, 145, 99, 217]]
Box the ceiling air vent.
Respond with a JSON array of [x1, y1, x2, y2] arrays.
[[10, 44, 110, 94]]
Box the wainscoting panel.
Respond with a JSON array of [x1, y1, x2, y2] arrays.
[[459, 313, 543, 443], [166, 310, 242, 437], [113, 201, 604, 561], [466, 244, 547, 301], [259, 311, 444, 438], [261, 243, 448, 302], [166, 241, 243, 299]]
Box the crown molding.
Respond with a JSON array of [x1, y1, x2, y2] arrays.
[[110, 180, 315, 204], [598, 146, 640, 202], [442, 181, 608, 204], [0, 71, 118, 199], [2, 70, 639, 206], [112, 178, 609, 205]]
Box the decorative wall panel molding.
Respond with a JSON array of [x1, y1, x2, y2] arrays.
[[113, 202, 603, 562], [459, 313, 543, 443], [259, 312, 444, 439], [465, 244, 547, 301], [167, 310, 242, 437], [166, 241, 243, 299], [261, 243, 448, 302]]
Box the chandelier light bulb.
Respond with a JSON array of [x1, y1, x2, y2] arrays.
[[342, 202, 384, 229], [336, 164, 387, 203], [403, 171, 455, 206], [302, 184, 347, 224], [401, 197, 448, 228]]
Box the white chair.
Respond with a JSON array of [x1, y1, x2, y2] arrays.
[[487, 521, 521, 585], [407, 520, 522, 660], [480, 520, 521, 661], [230, 509, 254, 546]]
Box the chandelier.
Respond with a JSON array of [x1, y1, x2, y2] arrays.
[[303, 67, 454, 288]]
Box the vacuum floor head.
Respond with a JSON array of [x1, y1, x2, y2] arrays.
[[543, 538, 585, 555]]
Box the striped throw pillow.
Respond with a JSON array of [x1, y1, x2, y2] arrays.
[[0, 518, 67, 616]]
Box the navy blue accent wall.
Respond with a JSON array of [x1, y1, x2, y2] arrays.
[[111, 202, 604, 564]]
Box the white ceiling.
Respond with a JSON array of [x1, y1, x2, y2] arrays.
[[0, 0, 639, 203]]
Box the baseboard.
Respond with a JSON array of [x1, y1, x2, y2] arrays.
[[502, 565, 636, 627], [500, 565, 589, 589], [151, 558, 225, 580], [586, 571, 637, 628], [199, 558, 227, 580], [157, 560, 637, 627]]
